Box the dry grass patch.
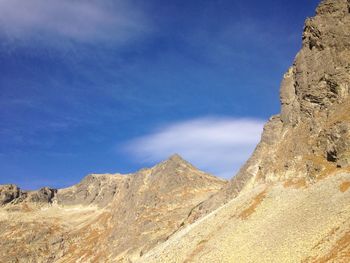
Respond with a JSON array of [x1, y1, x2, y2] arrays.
[[304, 155, 338, 180], [339, 181, 350, 193], [183, 239, 209, 263], [309, 231, 350, 263], [302, 217, 350, 263], [64, 212, 112, 262], [238, 189, 267, 220], [283, 178, 307, 189]]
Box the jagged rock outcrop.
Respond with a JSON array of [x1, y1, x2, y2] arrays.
[[185, 0, 350, 223], [56, 173, 125, 207], [137, 2, 350, 261], [257, 0, 350, 179], [0, 184, 21, 205], [0, 185, 57, 205], [29, 187, 57, 203], [0, 155, 225, 262]]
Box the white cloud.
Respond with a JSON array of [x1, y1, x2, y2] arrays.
[[0, 0, 150, 44], [123, 117, 265, 179]]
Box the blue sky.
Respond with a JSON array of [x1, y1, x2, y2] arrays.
[[0, 0, 320, 189]]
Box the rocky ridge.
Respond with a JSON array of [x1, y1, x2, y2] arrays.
[[0, 184, 57, 206], [136, 1, 350, 261], [0, 154, 226, 262]]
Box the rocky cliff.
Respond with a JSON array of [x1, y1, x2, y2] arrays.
[[0, 155, 225, 262], [137, 1, 350, 262], [185, 0, 350, 224]]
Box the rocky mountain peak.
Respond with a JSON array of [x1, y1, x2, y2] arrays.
[[168, 153, 183, 162], [186, 0, 350, 222], [264, 0, 350, 166], [141, 154, 225, 196], [167, 153, 187, 163], [0, 156, 225, 262], [155, 154, 195, 171], [1, 1, 349, 263], [0, 155, 224, 209], [281, 0, 350, 126], [244, 0, 350, 182], [316, 0, 350, 16]]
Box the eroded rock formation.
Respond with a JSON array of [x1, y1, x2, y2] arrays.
[[185, 0, 350, 223], [0, 155, 225, 262], [137, 2, 350, 261]]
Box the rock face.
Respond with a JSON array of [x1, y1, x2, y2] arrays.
[[185, 0, 350, 223], [0, 184, 21, 205], [0, 185, 57, 205], [29, 187, 57, 203], [248, 0, 350, 182], [1, 1, 350, 262], [0, 155, 225, 262], [137, 1, 350, 261], [56, 173, 125, 207]]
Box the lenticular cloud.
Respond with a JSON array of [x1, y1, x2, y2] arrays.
[[124, 117, 265, 179]]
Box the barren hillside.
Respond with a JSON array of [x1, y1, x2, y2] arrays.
[[0, 155, 225, 262], [139, 0, 350, 261]]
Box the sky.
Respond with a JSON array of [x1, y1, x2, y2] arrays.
[[0, 0, 320, 190]]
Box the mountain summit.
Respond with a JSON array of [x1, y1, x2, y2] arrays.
[[138, 1, 350, 262], [185, 0, 350, 222], [0, 157, 225, 262]]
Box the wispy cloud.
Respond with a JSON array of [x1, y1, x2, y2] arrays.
[[123, 117, 265, 179], [0, 0, 150, 44]]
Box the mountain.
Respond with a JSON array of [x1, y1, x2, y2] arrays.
[[138, 0, 350, 261], [183, 0, 350, 224], [0, 154, 226, 262], [1, 0, 350, 262]]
